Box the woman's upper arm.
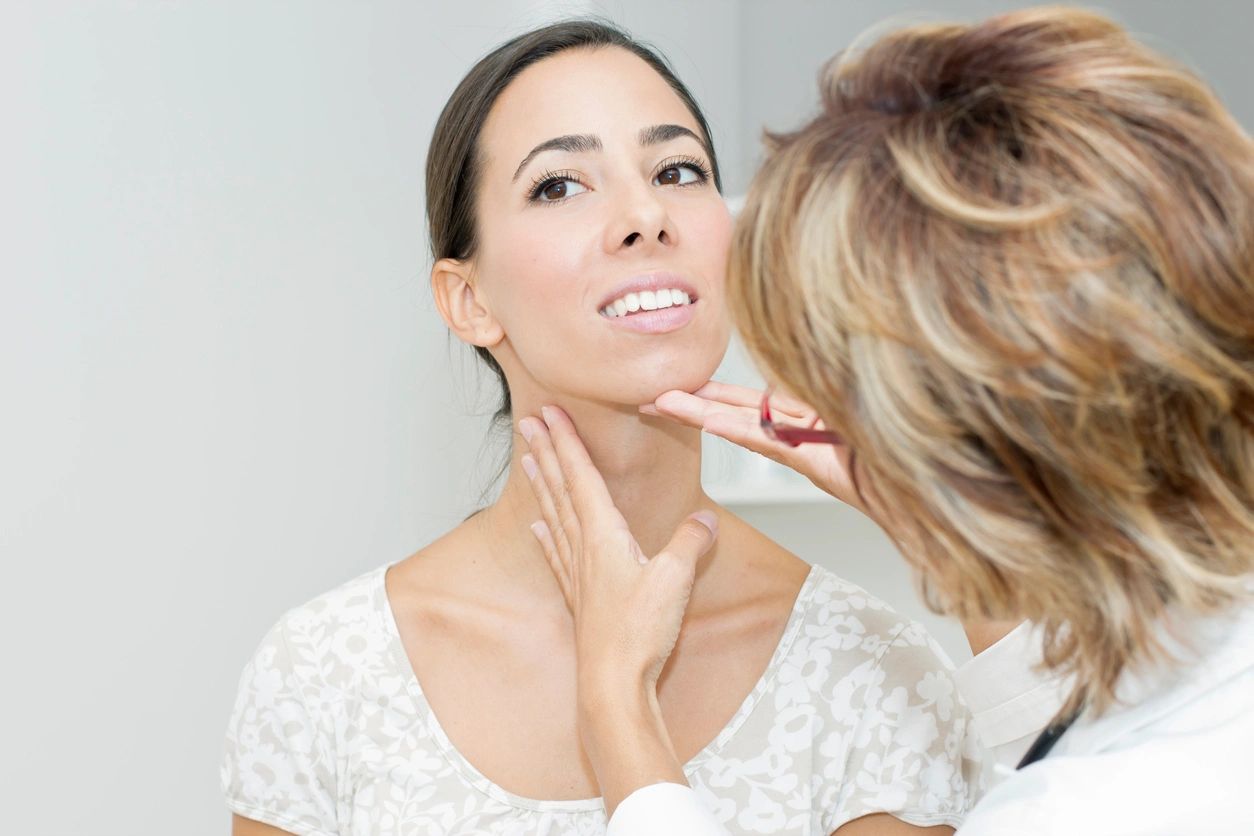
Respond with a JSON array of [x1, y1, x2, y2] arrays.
[[231, 813, 299, 836], [833, 812, 955, 836]]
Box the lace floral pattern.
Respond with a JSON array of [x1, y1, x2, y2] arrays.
[[222, 562, 981, 835]]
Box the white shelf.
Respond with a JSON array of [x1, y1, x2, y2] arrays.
[[699, 327, 833, 507], [706, 479, 834, 506]]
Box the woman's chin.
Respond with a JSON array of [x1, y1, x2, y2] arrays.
[[620, 360, 724, 406], [544, 336, 729, 409]]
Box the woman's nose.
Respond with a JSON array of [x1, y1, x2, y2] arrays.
[[605, 183, 674, 254]]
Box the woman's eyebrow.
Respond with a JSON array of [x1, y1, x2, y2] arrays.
[[511, 124, 709, 183], [512, 134, 602, 182], [638, 123, 709, 158]]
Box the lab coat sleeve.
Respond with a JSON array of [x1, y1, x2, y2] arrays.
[[606, 782, 730, 836]]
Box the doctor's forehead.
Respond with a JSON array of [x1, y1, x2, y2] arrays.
[[477, 47, 706, 173]]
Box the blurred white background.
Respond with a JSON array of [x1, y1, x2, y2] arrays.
[[2, 1, 1249, 833]]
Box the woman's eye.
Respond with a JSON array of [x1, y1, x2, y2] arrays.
[[654, 165, 701, 186], [536, 178, 587, 202]]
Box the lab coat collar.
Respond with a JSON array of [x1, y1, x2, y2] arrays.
[[1056, 592, 1254, 757]]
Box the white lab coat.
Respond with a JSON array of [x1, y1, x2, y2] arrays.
[[609, 597, 1254, 835]]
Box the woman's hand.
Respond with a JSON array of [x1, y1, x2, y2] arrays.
[[517, 405, 720, 813], [641, 381, 871, 518]]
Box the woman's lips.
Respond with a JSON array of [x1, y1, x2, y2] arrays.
[[602, 299, 697, 334], [595, 272, 699, 313]]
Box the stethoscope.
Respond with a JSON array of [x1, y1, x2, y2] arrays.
[[1016, 706, 1083, 769]]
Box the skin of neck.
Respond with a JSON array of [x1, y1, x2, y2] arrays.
[[476, 389, 716, 599]]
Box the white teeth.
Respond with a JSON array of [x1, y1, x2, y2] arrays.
[[601, 288, 695, 317]]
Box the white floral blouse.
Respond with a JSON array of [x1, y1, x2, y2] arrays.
[[221, 561, 982, 835]]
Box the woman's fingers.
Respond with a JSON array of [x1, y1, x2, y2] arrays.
[[645, 381, 813, 426], [539, 405, 622, 530], [641, 385, 855, 504], [647, 390, 792, 462], [520, 451, 579, 591], [653, 511, 719, 573], [649, 389, 718, 426], [690, 380, 814, 421], [649, 388, 753, 431], [528, 519, 573, 607], [700, 410, 796, 467], [520, 419, 582, 557]]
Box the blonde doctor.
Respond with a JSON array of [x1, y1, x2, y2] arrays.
[[517, 7, 1254, 835]]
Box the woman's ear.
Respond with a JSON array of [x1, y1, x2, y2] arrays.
[[431, 257, 504, 348]]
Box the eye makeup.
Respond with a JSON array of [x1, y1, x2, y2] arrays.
[[525, 154, 714, 206]]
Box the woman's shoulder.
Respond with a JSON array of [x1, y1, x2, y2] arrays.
[[793, 564, 959, 680], [240, 562, 396, 694], [804, 563, 923, 629], [698, 563, 980, 832], [270, 562, 389, 641], [222, 566, 394, 831]]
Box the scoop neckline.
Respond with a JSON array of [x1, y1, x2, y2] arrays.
[[374, 559, 821, 813]]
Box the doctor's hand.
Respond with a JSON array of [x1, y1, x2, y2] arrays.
[[641, 381, 871, 519], [517, 405, 720, 814], [643, 383, 1023, 657]]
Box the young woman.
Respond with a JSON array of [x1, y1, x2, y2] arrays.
[[517, 7, 1254, 835], [221, 21, 979, 836]]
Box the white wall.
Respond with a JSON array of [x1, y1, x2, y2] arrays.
[[2, 2, 1246, 833], [1, 2, 740, 834]]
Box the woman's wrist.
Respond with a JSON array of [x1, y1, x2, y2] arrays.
[[578, 678, 687, 816], [577, 673, 663, 759]]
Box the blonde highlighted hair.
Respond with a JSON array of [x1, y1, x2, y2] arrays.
[[731, 6, 1254, 714]]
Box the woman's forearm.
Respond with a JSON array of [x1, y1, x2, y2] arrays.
[[579, 679, 687, 817]]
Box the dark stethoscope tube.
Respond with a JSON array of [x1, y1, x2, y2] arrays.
[[1016, 707, 1083, 769]]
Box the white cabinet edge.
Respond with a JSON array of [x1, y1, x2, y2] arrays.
[[706, 479, 834, 506]]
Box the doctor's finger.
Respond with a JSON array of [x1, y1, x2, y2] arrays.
[[520, 452, 574, 569], [528, 519, 574, 609], [539, 405, 620, 528], [649, 389, 751, 428], [691, 380, 814, 420], [649, 391, 798, 463], [699, 409, 797, 465], [520, 417, 583, 551]]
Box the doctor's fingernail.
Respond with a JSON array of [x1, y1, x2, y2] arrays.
[[519, 419, 535, 443], [693, 510, 719, 533], [540, 405, 555, 424], [521, 454, 538, 479]]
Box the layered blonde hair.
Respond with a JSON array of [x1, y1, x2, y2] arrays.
[[731, 6, 1254, 714]]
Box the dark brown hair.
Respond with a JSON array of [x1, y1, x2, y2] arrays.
[[425, 19, 722, 431]]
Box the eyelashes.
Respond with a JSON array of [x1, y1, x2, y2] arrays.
[[526, 155, 713, 205], [526, 168, 584, 204], [660, 154, 714, 184]]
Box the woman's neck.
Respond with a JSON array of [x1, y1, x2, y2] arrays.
[[476, 398, 712, 594]]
